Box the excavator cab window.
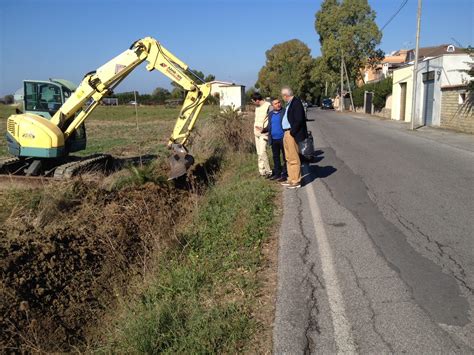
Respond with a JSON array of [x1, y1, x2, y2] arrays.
[[24, 81, 64, 119]]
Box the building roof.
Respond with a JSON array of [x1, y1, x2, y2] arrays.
[[411, 44, 464, 60], [393, 51, 471, 72], [383, 55, 407, 64], [219, 84, 244, 88], [209, 80, 235, 86]]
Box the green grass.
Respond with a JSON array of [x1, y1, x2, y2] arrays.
[[0, 104, 16, 157], [0, 188, 43, 225], [102, 153, 277, 353], [0, 104, 219, 158]]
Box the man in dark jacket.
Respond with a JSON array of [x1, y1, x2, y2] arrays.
[[262, 98, 287, 181], [280, 86, 308, 189]]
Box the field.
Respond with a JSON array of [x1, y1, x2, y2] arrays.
[[0, 104, 218, 158], [0, 104, 278, 353]]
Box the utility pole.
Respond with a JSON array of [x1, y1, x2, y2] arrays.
[[340, 53, 344, 112], [342, 58, 355, 112], [134, 90, 139, 131], [410, 0, 422, 130], [325, 81, 328, 97]]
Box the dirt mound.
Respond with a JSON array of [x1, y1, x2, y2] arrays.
[[0, 180, 192, 352]]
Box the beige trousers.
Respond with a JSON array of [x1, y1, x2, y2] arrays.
[[283, 131, 301, 184], [255, 134, 271, 176]]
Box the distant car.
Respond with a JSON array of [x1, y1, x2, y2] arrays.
[[321, 98, 334, 110], [302, 100, 308, 114]]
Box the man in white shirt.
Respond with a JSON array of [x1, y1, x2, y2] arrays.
[[251, 92, 272, 177]]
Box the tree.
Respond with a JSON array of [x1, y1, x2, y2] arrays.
[[314, 0, 383, 86], [245, 87, 258, 104], [352, 76, 392, 110], [204, 74, 216, 82], [3, 94, 14, 104], [114, 91, 137, 105], [170, 87, 185, 99], [170, 70, 215, 98], [256, 39, 315, 99], [152, 87, 171, 104], [461, 46, 474, 92]]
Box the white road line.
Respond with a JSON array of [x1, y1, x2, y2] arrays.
[[303, 165, 357, 353]]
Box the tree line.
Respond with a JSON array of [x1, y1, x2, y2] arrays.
[[254, 0, 384, 104]]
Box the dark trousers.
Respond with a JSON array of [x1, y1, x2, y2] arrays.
[[271, 138, 287, 177]]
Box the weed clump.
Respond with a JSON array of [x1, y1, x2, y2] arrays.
[[190, 106, 255, 157]]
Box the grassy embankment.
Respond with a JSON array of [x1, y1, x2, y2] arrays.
[[97, 106, 279, 353], [100, 153, 277, 353], [0, 104, 279, 352]]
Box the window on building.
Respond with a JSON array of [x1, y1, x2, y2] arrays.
[[422, 71, 435, 81], [458, 92, 466, 105]]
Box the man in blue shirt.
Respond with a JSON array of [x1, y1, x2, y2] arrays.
[[263, 98, 287, 181]]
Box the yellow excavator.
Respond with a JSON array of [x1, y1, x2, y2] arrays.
[[2, 37, 211, 179]]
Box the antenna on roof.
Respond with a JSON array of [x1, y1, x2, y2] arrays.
[[450, 37, 464, 48]]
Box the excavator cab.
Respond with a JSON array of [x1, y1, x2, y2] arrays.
[[24, 81, 65, 118], [22, 80, 74, 119], [9, 79, 87, 157]]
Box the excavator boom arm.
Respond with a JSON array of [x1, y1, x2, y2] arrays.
[[50, 37, 211, 147]]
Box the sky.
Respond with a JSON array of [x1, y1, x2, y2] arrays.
[[0, 0, 473, 96]]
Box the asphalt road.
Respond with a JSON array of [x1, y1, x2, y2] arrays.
[[273, 109, 474, 353]]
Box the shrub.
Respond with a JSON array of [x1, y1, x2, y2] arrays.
[[211, 106, 254, 153], [353, 77, 392, 110]]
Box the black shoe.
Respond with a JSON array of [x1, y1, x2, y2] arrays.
[[277, 176, 286, 182], [269, 174, 280, 180]]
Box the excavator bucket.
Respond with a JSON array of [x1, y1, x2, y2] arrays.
[[168, 144, 194, 180]]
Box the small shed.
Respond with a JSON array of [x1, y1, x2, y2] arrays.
[[209, 80, 245, 111], [218, 84, 245, 111]]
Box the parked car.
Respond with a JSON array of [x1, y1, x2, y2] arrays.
[[302, 100, 308, 115], [321, 98, 334, 110]]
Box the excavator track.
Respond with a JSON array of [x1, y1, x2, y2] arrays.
[[52, 154, 114, 179], [0, 157, 33, 175], [0, 154, 115, 187]]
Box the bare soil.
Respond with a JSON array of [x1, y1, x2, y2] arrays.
[[0, 179, 193, 352]]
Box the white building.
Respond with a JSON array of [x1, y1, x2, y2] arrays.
[[391, 53, 471, 126], [209, 80, 245, 110]]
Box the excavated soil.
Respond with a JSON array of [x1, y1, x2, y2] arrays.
[[0, 178, 194, 352]]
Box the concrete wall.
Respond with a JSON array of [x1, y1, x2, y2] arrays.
[[440, 88, 474, 133], [391, 65, 413, 122]]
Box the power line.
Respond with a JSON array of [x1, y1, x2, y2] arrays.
[[381, 0, 409, 31]]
